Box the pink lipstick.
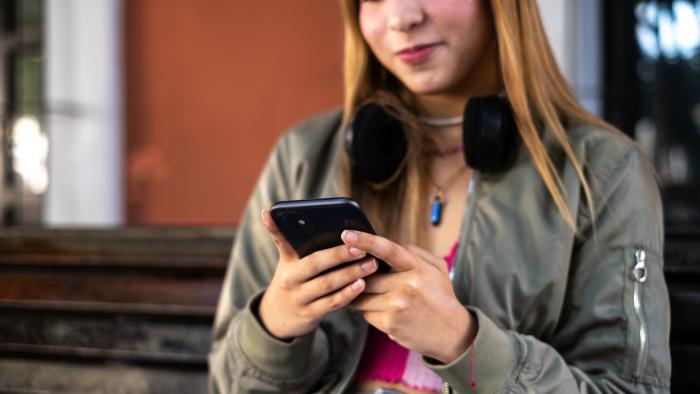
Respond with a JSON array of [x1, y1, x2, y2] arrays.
[[396, 43, 440, 64]]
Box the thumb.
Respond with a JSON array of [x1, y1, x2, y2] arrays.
[[261, 209, 298, 260], [406, 244, 449, 275]]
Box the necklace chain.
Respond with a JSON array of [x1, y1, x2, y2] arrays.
[[430, 165, 469, 200], [421, 116, 464, 155], [429, 165, 468, 226], [430, 144, 464, 157], [420, 115, 463, 127], [420, 114, 467, 225]]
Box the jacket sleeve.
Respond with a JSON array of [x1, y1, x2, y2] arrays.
[[424, 146, 672, 393], [208, 132, 330, 394]]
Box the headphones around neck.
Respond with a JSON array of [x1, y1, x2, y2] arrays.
[[344, 96, 520, 185]]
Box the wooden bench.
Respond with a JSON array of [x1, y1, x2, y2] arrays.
[[0, 226, 697, 392], [0, 227, 233, 393]]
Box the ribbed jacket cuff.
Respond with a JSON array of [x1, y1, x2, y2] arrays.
[[422, 307, 520, 393], [237, 289, 328, 379]]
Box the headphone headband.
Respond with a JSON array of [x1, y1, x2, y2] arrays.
[[345, 96, 520, 185]]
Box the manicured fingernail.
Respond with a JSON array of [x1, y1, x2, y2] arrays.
[[351, 279, 363, 291], [349, 247, 365, 257], [361, 259, 376, 272], [342, 230, 357, 243]]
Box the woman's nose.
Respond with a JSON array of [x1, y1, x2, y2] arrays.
[[387, 0, 425, 32]]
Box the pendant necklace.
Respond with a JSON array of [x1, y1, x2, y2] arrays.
[[429, 163, 468, 226], [421, 114, 467, 225]]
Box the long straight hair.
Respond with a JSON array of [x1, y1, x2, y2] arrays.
[[339, 0, 615, 243]]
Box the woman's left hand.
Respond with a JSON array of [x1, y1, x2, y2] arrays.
[[341, 230, 477, 364]]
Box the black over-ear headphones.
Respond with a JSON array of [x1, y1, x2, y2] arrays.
[[344, 96, 520, 184]]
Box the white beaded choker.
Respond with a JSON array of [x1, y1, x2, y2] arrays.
[[419, 115, 463, 127]]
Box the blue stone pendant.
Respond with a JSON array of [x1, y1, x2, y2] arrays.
[[431, 195, 443, 226]]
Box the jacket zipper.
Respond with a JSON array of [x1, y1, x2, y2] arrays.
[[455, 174, 478, 304], [441, 381, 451, 394], [440, 176, 478, 394], [632, 249, 649, 379], [336, 314, 368, 393]]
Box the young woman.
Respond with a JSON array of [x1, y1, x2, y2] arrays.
[[209, 1, 671, 393]]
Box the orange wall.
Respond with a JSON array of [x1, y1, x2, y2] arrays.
[[125, 1, 344, 225]]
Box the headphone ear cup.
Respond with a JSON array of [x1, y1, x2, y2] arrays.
[[463, 96, 519, 173], [345, 103, 408, 184]]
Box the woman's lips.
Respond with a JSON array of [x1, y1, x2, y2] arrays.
[[396, 43, 440, 64]]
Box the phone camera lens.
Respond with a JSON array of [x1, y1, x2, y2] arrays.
[[293, 215, 313, 234]]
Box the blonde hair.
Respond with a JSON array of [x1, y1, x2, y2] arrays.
[[339, 0, 615, 242]]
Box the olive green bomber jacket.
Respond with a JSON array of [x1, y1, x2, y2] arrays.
[[208, 109, 671, 393]]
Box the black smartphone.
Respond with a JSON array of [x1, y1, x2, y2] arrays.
[[270, 198, 390, 274]]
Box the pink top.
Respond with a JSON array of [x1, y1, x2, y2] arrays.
[[353, 242, 460, 393]]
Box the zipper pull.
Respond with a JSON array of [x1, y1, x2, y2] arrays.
[[633, 250, 647, 283]]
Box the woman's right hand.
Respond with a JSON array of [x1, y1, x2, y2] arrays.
[[258, 209, 378, 340]]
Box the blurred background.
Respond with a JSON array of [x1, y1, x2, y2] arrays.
[[0, 0, 697, 229], [1, 0, 344, 227], [0, 0, 698, 393]]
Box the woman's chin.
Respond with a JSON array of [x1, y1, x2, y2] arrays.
[[397, 75, 447, 95]]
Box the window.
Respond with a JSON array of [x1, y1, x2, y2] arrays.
[[605, 0, 700, 229], [0, 0, 45, 225]]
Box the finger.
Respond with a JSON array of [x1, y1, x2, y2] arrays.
[[297, 257, 378, 304], [350, 293, 389, 312], [362, 273, 398, 294], [406, 245, 449, 274], [307, 278, 365, 316], [362, 311, 387, 333], [341, 230, 414, 271], [261, 209, 297, 260], [291, 243, 368, 282]]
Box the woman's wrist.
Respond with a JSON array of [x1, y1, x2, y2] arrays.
[[257, 289, 293, 341], [438, 307, 478, 364]]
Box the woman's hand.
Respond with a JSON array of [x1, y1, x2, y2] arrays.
[[342, 230, 477, 364], [257, 210, 378, 340]]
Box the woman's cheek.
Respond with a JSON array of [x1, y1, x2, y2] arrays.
[[428, 0, 482, 37], [359, 7, 386, 42]]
